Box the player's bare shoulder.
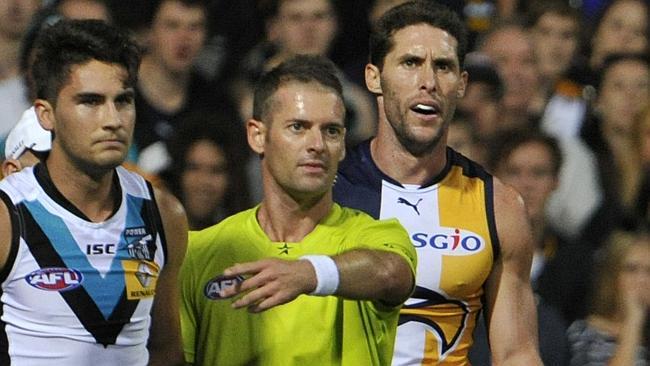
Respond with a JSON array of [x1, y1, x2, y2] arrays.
[[153, 186, 186, 223], [152, 185, 188, 264], [491, 176, 534, 258], [0, 198, 12, 270]]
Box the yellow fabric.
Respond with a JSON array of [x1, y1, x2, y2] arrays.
[[180, 203, 416, 366]]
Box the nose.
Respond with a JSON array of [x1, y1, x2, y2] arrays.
[[102, 102, 123, 129], [306, 128, 326, 153], [419, 62, 437, 93]]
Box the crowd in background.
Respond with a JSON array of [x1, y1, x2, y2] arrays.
[[0, 0, 648, 364]]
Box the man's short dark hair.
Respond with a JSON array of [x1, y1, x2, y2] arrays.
[[252, 55, 344, 121], [369, 0, 468, 69], [31, 19, 141, 104]]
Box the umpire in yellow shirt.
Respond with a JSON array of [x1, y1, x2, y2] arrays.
[[179, 55, 417, 366]]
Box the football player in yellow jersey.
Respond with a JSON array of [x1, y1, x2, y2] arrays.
[[333, 1, 543, 365], [180, 55, 417, 365]]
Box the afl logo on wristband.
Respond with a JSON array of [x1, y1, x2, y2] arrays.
[[204, 275, 244, 300]]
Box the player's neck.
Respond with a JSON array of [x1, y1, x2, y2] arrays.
[[258, 185, 332, 243], [45, 155, 118, 222], [370, 130, 447, 186]]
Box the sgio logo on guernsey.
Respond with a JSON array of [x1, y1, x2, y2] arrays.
[[412, 227, 485, 255], [25, 267, 84, 292]]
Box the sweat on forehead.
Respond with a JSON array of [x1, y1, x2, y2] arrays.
[[252, 55, 343, 120]]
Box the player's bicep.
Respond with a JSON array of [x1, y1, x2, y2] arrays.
[[484, 179, 539, 363], [148, 187, 188, 365]]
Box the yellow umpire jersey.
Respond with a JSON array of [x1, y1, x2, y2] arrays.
[[334, 142, 498, 365], [180, 203, 417, 366]]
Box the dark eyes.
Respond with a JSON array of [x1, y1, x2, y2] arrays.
[[290, 122, 304, 131], [79, 94, 134, 106], [116, 94, 135, 105], [79, 96, 103, 106], [325, 126, 343, 137], [402, 58, 453, 72]]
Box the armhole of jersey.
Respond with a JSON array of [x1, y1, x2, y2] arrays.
[[477, 300, 491, 347], [145, 181, 168, 266], [0, 191, 21, 283], [484, 175, 501, 262]]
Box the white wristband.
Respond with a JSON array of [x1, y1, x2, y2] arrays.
[[300, 255, 339, 296]]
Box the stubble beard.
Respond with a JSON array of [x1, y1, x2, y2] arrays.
[[390, 116, 450, 157]]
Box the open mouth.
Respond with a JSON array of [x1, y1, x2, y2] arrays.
[[411, 103, 439, 116]]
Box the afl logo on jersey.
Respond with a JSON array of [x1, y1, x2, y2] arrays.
[[204, 275, 244, 300], [412, 227, 485, 255], [25, 267, 84, 292]]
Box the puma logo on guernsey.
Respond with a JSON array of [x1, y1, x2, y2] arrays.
[[397, 197, 423, 215]]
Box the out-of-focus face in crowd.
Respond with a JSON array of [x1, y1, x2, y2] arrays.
[[495, 140, 558, 222], [597, 58, 649, 136], [0, 0, 40, 40], [180, 139, 230, 229], [591, 0, 648, 68], [480, 25, 539, 114], [268, 0, 337, 57], [530, 11, 579, 82], [147, 0, 206, 74]]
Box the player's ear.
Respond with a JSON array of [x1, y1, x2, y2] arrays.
[[2, 159, 22, 178], [365, 63, 382, 95], [34, 99, 55, 131], [457, 70, 468, 98], [247, 118, 267, 155]]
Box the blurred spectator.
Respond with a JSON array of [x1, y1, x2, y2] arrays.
[[236, 0, 376, 146], [528, 0, 591, 141], [162, 113, 251, 230], [489, 130, 593, 323], [471, 129, 581, 365], [478, 19, 604, 240], [461, 50, 601, 240], [581, 53, 650, 247], [458, 53, 504, 165], [235, 0, 377, 202], [528, 1, 581, 96], [567, 229, 650, 366], [447, 115, 478, 161], [54, 0, 111, 21], [587, 0, 648, 71], [0, 0, 41, 149], [134, 0, 243, 174], [478, 21, 545, 130]]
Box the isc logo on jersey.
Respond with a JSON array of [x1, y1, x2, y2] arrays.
[[411, 227, 485, 255], [25, 267, 84, 292], [204, 275, 244, 300]]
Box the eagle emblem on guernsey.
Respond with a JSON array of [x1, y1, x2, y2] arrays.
[[400, 286, 470, 358]]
